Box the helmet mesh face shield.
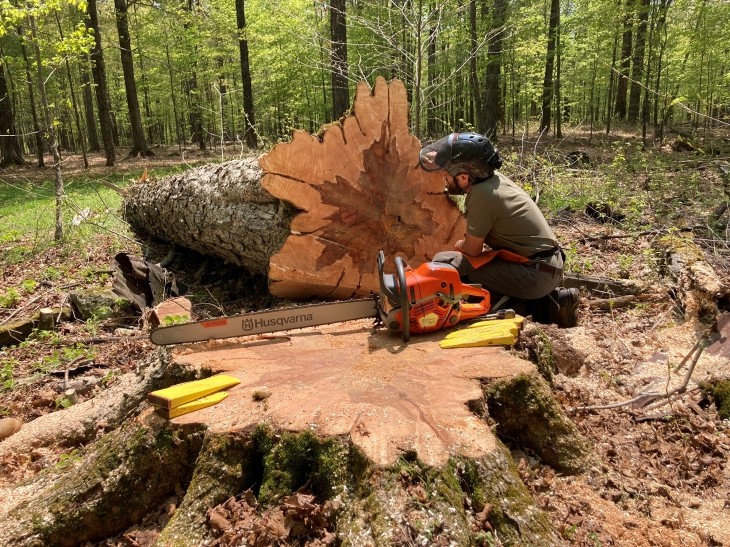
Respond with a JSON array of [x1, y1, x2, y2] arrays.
[[418, 133, 502, 178], [418, 134, 456, 172]]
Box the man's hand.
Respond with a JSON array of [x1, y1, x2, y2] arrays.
[[454, 234, 485, 256]]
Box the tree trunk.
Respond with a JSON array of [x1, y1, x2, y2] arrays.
[[236, 0, 257, 149], [185, 71, 205, 150], [539, 0, 560, 134], [628, 0, 649, 123], [330, 0, 349, 120], [80, 54, 100, 152], [124, 78, 467, 300], [483, 0, 507, 140], [55, 12, 88, 169], [19, 31, 44, 167], [0, 323, 591, 546], [124, 157, 294, 276], [87, 0, 116, 166], [614, 1, 633, 120], [27, 13, 64, 241], [469, 0, 483, 134], [114, 0, 152, 158], [426, 6, 438, 137], [0, 59, 24, 166]]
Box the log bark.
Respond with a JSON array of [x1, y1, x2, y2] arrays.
[[123, 77, 465, 299], [124, 158, 293, 276], [0, 321, 590, 545], [654, 235, 729, 323]]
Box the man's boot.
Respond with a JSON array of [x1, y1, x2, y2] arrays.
[[527, 287, 580, 327], [550, 287, 580, 327]]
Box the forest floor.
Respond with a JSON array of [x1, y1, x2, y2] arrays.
[[0, 129, 729, 546]]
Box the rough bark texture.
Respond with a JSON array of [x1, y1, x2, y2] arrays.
[[123, 78, 465, 299], [2, 412, 205, 546], [654, 234, 729, 323], [0, 350, 187, 461], [123, 158, 294, 276]]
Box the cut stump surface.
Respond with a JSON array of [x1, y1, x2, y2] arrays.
[[170, 319, 533, 466]]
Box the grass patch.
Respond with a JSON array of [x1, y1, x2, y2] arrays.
[[0, 166, 190, 259]]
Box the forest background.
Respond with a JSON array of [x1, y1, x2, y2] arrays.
[[1, 0, 730, 543], [0, 0, 728, 173]]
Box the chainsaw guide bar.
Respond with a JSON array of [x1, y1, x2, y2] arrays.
[[150, 251, 495, 346], [150, 298, 379, 346]]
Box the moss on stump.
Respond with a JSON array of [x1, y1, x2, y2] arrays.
[[3, 411, 205, 546], [484, 371, 595, 475]]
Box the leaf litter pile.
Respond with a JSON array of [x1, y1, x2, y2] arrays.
[[1, 141, 729, 545]]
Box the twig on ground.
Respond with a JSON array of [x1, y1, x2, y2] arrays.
[[573, 334, 709, 412], [73, 335, 148, 344], [0, 294, 45, 326]]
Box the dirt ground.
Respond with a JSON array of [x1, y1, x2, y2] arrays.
[[1, 136, 729, 545]]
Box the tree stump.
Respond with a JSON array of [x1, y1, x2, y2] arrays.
[[123, 77, 465, 299], [0, 322, 592, 545]]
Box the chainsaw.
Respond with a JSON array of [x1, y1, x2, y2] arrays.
[[150, 251, 492, 346]]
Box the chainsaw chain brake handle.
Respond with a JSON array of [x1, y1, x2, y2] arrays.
[[377, 251, 491, 343], [377, 251, 411, 342]]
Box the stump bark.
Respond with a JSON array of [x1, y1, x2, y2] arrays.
[[123, 77, 465, 299]]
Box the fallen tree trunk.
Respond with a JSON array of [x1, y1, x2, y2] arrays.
[[123, 78, 465, 300], [123, 158, 293, 277]]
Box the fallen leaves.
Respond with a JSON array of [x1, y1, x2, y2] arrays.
[[207, 490, 339, 547]]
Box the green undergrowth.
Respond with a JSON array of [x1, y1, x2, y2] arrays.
[[0, 165, 191, 260], [505, 140, 724, 235]]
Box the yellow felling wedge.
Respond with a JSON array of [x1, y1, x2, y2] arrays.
[[147, 374, 241, 409], [156, 391, 229, 420], [440, 331, 516, 349], [468, 315, 524, 329], [444, 324, 519, 340]]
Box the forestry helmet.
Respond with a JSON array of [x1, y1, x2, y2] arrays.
[[419, 132, 503, 181]]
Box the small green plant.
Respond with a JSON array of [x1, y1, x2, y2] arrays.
[[1, 359, 17, 389], [80, 266, 110, 284], [54, 449, 81, 469], [43, 266, 62, 280], [21, 279, 39, 294], [55, 395, 74, 409], [101, 369, 118, 386], [162, 314, 190, 326], [562, 523, 578, 540], [29, 329, 63, 344], [0, 287, 21, 307], [85, 312, 108, 337], [35, 345, 95, 374], [617, 254, 633, 278]]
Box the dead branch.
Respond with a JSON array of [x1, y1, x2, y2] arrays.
[[573, 335, 709, 412], [587, 295, 635, 311]]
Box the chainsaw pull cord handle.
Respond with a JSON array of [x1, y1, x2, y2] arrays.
[[394, 255, 410, 342]]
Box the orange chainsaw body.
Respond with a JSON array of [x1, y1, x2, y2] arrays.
[[378, 253, 490, 340]]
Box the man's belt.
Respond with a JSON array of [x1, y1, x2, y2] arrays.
[[526, 261, 562, 276], [528, 247, 560, 260]]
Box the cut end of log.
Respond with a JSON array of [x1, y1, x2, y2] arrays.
[[260, 77, 466, 299]]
